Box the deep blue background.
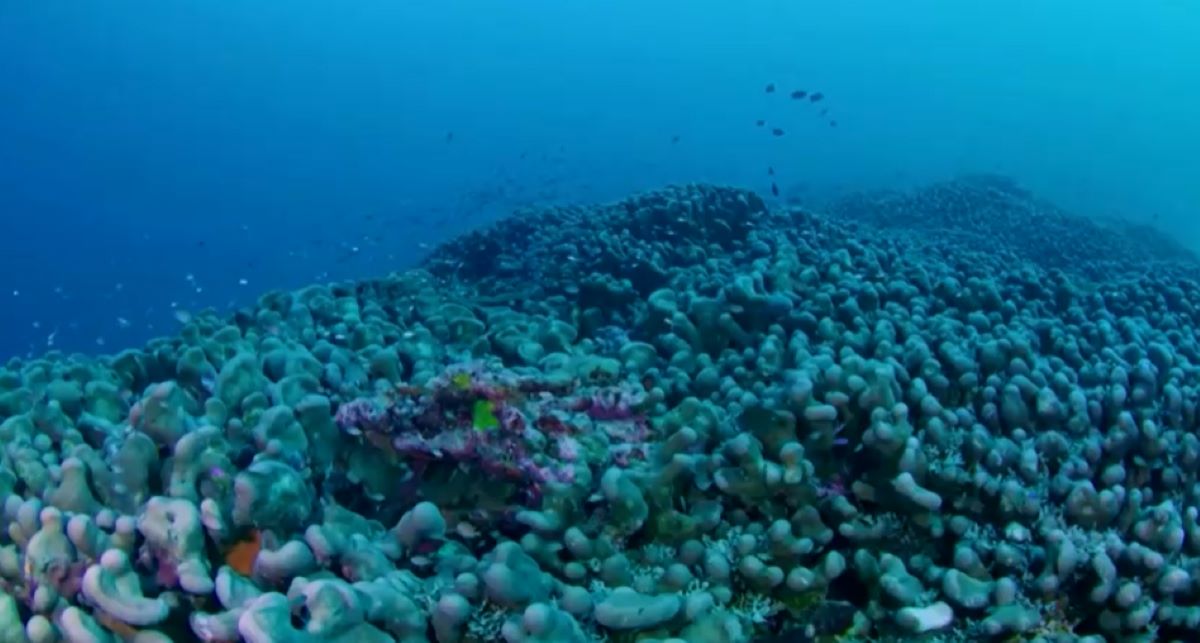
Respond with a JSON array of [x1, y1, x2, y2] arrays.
[[2, 1, 1197, 359]]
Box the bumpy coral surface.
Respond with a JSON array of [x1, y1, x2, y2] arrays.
[[2, 179, 1199, 642]]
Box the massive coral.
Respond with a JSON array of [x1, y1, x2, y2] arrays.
[[1, 178, 1199, 641]]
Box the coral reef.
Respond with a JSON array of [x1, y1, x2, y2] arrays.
[[1, 179, 1199, 641]]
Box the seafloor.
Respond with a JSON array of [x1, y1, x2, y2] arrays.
[[2, 177, 1198, 642]]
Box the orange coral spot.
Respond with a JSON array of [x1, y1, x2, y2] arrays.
[[96, 612, 140, 638], [225, 529, 262, 576]]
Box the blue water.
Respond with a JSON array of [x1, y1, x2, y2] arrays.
[[2, 0, 1197, 359]]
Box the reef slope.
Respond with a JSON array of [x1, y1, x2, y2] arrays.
[[2, 178, 1199, 642]]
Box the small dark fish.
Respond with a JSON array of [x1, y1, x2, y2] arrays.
[[819, 108, 829, 117], [756, 119, 766, 127], [809, 92, 824, 103], [790, 90, 807, 100], [765, 83, 776, 93], [196, 240, 207, 247], [671, 135, 681, 144], [771, 182, 779, 196], [768, 166, 775, 175], [771, 128, 785, 137], [445, 131, 455, 143], [829, 120, 838, 128]]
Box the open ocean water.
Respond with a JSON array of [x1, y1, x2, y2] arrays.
[[1, 2, 1198, 642]]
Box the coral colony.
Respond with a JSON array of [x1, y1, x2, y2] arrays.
[[4, 178, 1200, 641]]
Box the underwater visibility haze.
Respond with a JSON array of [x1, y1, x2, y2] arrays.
[[3, 1, 1199, 357], [1, 1, 1200, 641]]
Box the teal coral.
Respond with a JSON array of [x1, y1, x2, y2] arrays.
[[0, 180, 1198, 641]]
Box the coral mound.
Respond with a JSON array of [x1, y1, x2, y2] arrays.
[[827, 173, 1198, 280], [2, 178, 1200, 642]]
